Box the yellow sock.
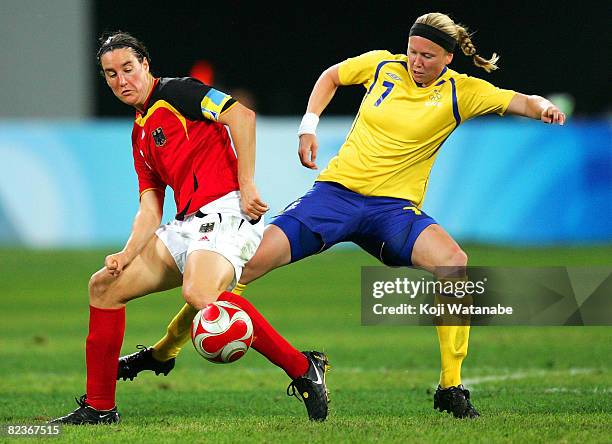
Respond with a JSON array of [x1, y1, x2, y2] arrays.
[[232, 282, 247, 295], [152, 303, 198, 361], [436, 324, 470, 387], [434, 273, 471, 388]]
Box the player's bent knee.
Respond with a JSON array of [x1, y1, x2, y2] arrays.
[[88, 270, 126, 307], [454, 249, 469, 267], [182, 283, 226, 310], [446, 248, 468, 267], [435, 245, 468, 267], [88, 271, 109, 304], [433, 247, 468, 276]]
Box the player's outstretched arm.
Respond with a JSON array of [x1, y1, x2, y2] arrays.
[[105, 189, 164, 276], [305, 64, 342, 116], [506, 93, 566, 125], [218, 102, 268, 220], [298, 64, 343, 170]]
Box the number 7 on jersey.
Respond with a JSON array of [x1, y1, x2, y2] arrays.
[[374, 81, 395, 107]]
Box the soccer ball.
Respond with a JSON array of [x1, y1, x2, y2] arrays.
[[191, 301, 254, 363]]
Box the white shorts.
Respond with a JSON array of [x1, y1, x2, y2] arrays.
[[155, 191, 264, 289]]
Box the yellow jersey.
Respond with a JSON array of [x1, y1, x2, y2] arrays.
[[317, 50, 516, 207]]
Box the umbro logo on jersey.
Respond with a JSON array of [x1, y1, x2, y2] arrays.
[[386, 72, 402, 81], [152, 127, 167, 147]]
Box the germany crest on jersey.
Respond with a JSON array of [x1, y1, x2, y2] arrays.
[[152, 127, 166, 147]]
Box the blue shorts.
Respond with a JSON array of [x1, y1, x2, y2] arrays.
[[271, 181, 436, 266]]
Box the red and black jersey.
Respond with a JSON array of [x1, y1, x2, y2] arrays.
[[131, 77, 239, 219]]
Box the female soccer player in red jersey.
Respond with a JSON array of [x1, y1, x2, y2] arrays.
[[49, 31, 329, 425], [121, 13, 565, 419]]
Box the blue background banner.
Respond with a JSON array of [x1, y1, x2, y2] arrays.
[[0, 118, 610, 247]]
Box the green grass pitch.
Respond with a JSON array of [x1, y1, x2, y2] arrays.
[[1, 245, 611, 443]]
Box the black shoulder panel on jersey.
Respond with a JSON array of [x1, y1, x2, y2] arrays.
[[152, 77, 237, 121], [154, 77, 211, 121]]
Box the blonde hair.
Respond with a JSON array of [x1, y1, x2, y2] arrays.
[[415, 12, 500, 72]]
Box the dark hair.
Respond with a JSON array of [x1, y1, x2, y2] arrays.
[[96, 31, 151, 74]]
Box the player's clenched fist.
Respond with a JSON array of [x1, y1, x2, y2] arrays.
[[239, 181, 269, 221], [105, 251, 132, 276]]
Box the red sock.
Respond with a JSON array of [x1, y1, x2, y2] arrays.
[[85, 305, 125, 410], [218, 292, 308, 379]]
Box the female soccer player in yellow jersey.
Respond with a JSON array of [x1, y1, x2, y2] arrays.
[[118, 13, 565, 418]]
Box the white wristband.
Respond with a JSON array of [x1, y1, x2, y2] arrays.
[[298, 112, 320, 136]]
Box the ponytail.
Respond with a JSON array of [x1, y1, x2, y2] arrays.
[[414, 13, 500, 73], [454, 24, 499, 72]]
